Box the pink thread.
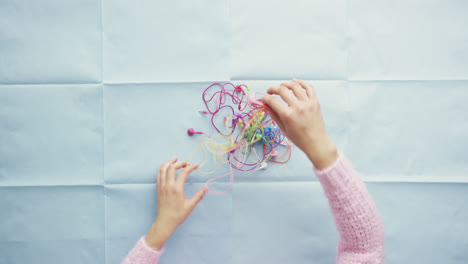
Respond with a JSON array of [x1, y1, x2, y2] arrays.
[[188, 83, 291, 194]]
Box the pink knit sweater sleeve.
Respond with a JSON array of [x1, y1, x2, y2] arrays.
[[314, 151, 385, 263], [121, 236, 164, 264]]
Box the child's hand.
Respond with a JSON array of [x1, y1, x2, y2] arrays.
[[145, 156, 209, 250], [262, 79, 338, 170]]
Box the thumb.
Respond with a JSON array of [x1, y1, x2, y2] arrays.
[[266, 106, 285, 132], [187, 185, 209, 210]]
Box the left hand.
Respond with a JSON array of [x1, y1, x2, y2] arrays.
[[145, 156, 209, 250]]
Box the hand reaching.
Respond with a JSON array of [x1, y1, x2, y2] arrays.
[[145, 156, 209, 249], [262, 79, 338, 170]]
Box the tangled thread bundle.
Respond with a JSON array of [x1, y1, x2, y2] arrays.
[[186, 82, 292, 194]]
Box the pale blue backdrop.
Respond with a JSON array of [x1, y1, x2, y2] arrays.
[[1, 0, 467, 263]]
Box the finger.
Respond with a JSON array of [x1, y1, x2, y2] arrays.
[[156, 163, 164, 188], [261, 95, 288, 117], [167, 161, 186, 184], [174, 161, 188, 170], [294, 79, 316, 99], [161, 156, 177, 186], [267, 85, 297, 106], [177, 163, 199, 186], [265, 106, 285, 132], [281, 80, 308, 101], [187, 185, 209, 211]]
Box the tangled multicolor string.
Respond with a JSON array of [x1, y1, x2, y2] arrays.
[[186, 82, 292, 194]]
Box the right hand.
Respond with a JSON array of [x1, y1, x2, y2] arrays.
[[261, 79, 338, 170]]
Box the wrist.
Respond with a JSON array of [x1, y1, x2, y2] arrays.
[[305, 137, 338, 170], [145, 220, 174, 250]]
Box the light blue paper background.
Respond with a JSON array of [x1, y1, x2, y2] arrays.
[[1, 0, 467, 263]]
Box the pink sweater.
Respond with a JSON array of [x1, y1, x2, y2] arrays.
[[122, 152, 385, 263]]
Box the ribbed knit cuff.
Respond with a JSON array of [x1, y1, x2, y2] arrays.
[[313, 150, 357, 193], [124, 236, 164, 264]]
